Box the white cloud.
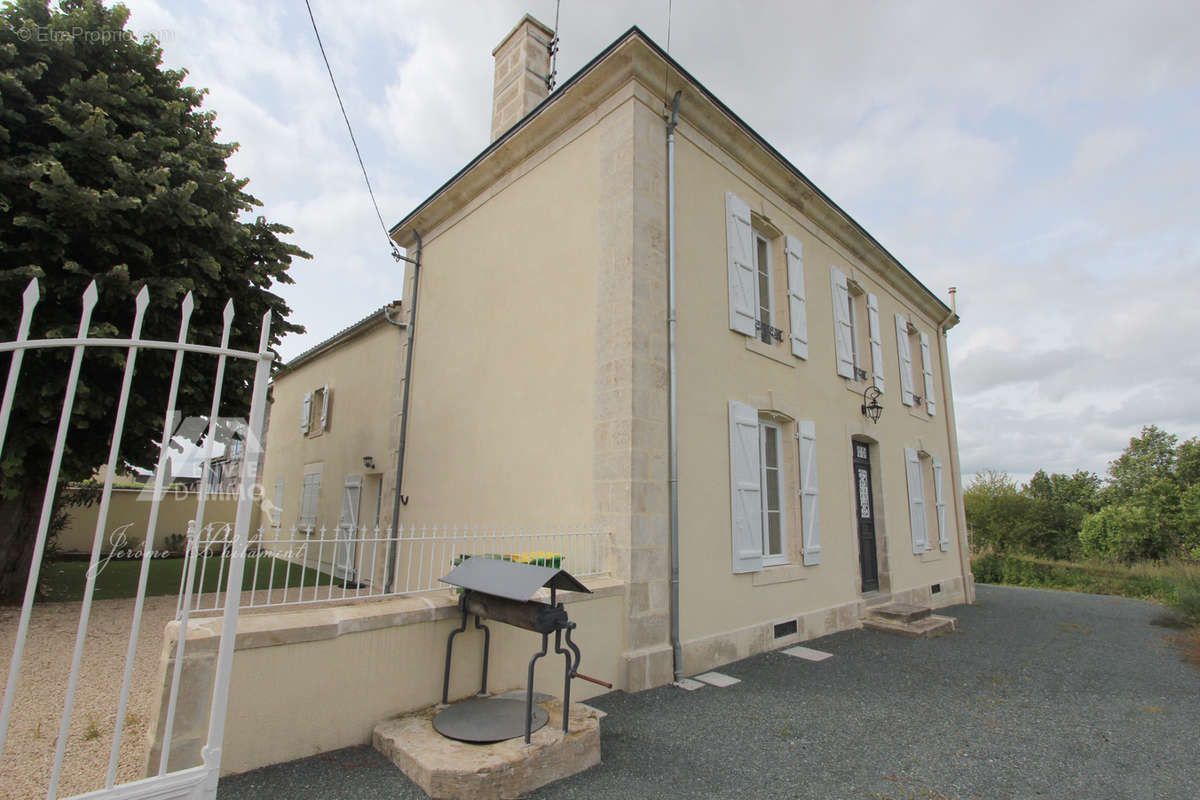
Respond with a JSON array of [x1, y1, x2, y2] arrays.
[[1070, 126, 1143, 180], [115, 0, 1200, 484]]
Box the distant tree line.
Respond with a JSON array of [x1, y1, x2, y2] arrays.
[[965, 425, 1200, 563]]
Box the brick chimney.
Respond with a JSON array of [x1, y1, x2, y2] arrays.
[[490, 14, 555, 141]]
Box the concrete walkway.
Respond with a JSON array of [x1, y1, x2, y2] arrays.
[[217, 585, 1199, 800]]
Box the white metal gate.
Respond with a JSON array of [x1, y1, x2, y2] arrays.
[[0, 279, 274, 800]]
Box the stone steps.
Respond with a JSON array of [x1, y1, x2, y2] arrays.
[[862, 602, 956, 639]]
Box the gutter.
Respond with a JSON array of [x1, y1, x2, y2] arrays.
[[935, 302, 975, 604], [384, 230, 422, 593], [666, 91, 683, 682]]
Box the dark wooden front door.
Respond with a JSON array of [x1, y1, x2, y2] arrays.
[[853, 442, 879, 592]]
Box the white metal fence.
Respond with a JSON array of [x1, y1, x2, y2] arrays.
[[179, 522, 610, 614]]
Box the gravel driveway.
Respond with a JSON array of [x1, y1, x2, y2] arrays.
[[0, 595, 174, 800], [218, 584, 1200, 800]]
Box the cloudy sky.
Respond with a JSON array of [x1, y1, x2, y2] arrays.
[[117, 0, 1199, 485]]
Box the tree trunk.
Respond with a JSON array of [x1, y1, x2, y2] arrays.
[[0, 486, 46, 604]]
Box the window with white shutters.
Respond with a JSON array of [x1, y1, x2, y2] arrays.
[[785, 235, 807, 359], [797, 420, 822, 565], [831, 267, 854, 378], [933, 457, 949, 551], [919, 332, 937, 416], [895, 314, 915, 406], [867, 293, 885, 392], [729, 400, 764, 573], [905, 447, 928, 553]]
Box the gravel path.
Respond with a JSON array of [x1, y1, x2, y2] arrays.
[[0, 595, 173, 800], [1, 587, 385, 800], [218, 584, 1200, 800]]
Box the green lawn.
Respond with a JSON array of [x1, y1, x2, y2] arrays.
[[40, 554, 347, 602]]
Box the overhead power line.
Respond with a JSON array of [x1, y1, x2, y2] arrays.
[[304, 0, 402, 261]]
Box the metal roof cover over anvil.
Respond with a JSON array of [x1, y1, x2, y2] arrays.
[[439, 557, 592, 601]]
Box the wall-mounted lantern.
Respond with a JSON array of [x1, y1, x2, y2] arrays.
[[861, 386, 883, 424]]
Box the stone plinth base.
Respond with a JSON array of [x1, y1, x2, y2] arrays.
[[372, 697, 601, 799]]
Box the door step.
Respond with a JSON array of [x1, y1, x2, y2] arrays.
[[862, 602, 956, 639]]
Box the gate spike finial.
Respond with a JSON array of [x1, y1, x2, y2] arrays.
[[223, 299, 235, 325], [21, 278, 39, 316], [78, 281, 99, 333], [133, 286, 150, 334]]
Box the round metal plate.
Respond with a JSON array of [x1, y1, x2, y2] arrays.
[[433, 697, 549, 743]]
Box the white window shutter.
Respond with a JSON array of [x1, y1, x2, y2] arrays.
[[300, 473, 321, 528], [729, 400, 764, 573], [919, 332, 936, 416], [867, 293, 885, 392], [785, 235, 808, 359], [320, 384, 331, 430], [300, 391, 312, 434], [797, 420, 822, 565], [933, 456, 949, 551], [895, 314, 914, 406], [726, 192, 756, 337], [905, 447, 928, 554], [830, 267, 854, 378], [272, 478, 284, 528]]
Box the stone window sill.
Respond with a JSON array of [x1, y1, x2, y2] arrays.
[[744, 336, 794, 366], [752, 563, 807, 586]]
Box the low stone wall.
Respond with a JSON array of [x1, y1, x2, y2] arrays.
[[145, 577, 625, 776]]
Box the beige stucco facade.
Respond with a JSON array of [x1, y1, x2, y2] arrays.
[[201, 22, 974, 774], [258, 309, 406, 582], [388, 29, 973, 690]]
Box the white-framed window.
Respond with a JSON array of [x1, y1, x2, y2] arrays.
[[300, 384, 332, 436], [726, 192, 808, 357], [729, 401, 822, 573], [299, 463, 322, 531], [904, 447, 949, 553], [759, 419, 786, 564], [754, 233, 774, 345]]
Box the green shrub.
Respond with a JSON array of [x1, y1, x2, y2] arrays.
[[1079, 504, 1167, 562]]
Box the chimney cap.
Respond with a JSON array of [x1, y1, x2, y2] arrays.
[[491, 13, 555, 56]]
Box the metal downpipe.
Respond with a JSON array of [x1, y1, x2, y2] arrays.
[[385, 229, 421, 594], [666, 91, 683, 682]]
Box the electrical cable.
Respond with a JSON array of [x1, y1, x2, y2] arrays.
[[304, 0, 402, 261]]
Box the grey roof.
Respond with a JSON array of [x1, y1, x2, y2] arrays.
[[390, 26, 951, 318], [281, 302, 403, 372], [439, 557, 592, 601]]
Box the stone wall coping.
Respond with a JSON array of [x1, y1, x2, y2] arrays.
[[167, 575, 625, 652]]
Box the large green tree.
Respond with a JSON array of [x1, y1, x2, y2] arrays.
[[0, 0, 307, 600]]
